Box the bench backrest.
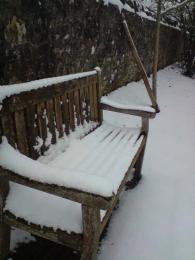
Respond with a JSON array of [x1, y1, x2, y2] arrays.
[[0, 70, 102, 159]]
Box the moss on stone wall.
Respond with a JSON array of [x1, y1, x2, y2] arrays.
[[4, 16, 26, 46]]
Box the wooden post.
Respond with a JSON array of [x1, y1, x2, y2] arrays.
[[126, 117, 149, 189], [121, 13, 160, 112], [134, 117, 149, 179], [95, 67, 103, 124], [0, 177, 10, 260], [152, 0, 162, 100], [141, 117, 149, 134], [81, 205, 100, 260]]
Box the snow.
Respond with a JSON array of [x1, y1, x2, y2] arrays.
[[101, 96, 155, 112], [10, 228, 36, 252], [38, 121, 99, 160], [0, 70, 97, 108], [0, 136, 112, 198], [5, 182, 106, 233], [100, 0, 134, 12], [91, 46, 96, 55], [101, 80, 156, 113], [98, 65, 195, 260], [44, 124, 143, 194]]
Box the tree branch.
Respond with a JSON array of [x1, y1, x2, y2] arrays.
[[161, 0, 193, 15]]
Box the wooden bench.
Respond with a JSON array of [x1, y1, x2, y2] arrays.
[[0, 69, 156, 260]]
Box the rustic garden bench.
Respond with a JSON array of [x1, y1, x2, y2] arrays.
[[0, 68, 156, 260]]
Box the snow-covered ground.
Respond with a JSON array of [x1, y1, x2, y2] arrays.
[[98, 65, 195, 260], [10, 65, 195, 259]]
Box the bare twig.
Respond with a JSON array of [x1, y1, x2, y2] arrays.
[[161, 0, 193, 15]]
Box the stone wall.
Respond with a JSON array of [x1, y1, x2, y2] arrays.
[[0, 0, 182, 93]]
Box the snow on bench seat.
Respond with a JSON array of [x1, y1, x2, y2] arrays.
[[101, 80, 156, 113], [0, 122, 143, 197], [1, 122, 143, 232], [41, 122, 143, 194]]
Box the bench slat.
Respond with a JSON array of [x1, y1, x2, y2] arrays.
[[68, 91, 75, 131], [79, 88, 85, 125], [54, 96, 64, 138], [83, 84, 90, 123], [46, 99, 57, 145], [74, 89, 81, 126], [26, 105, 39, 159], [1, 112, 15, 147], [61, 94, 70, 135], [14, 110, 29, 156], [36, 102, 48, 154]]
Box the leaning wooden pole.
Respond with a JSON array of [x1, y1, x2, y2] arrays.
[[121, 13, 160, 112], [152, 0, 162, 100]]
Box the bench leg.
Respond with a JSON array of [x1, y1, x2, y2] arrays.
[[126, 142, 146, 189], [126, 118, 149, 190], [134, 145, 145, 180], [0, 178, 10, 260], [81, 205, 100, 260], [0, 223, 10, 260]]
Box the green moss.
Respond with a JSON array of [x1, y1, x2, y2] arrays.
[[4, 16, 26, 46]]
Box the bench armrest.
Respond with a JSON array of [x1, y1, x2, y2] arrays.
[[101, 97, 156, 118]]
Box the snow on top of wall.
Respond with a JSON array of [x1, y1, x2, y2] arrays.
[[100, 0, 181, 30], [0, 70, 98, 109], [101, 0, 134, 12]]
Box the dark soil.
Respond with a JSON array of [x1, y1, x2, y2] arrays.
[[8, 238, 80, 260], [7, 217, 113, 260]]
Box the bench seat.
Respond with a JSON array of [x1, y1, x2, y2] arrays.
[[3, 122, 143, 234], [0, 122, 143, 198], [40, 122, 143, 195]]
